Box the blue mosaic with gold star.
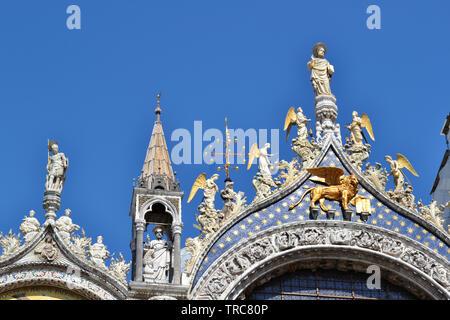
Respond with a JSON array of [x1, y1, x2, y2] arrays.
[[192, 147, 450, 286]]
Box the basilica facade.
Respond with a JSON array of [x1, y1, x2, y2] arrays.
[[0, 44, 449, 300]]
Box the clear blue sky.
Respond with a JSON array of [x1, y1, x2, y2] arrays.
[[0, 1, 448, 269]]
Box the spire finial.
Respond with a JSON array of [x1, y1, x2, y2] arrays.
[[155, 92, 162, 121]]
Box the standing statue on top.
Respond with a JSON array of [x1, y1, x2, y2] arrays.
[[143, 226, 171, 283], [45, 140, 69, 193], [307, 43, 335, 97]]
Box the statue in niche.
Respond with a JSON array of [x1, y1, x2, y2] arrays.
[[45, 140, 69, 193], [143, 226, 171, 283], [307, 43, 334, 97]]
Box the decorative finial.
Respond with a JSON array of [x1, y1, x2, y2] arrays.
[[155, 92, 162, 121]]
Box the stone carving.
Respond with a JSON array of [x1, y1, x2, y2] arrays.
[[45, 140, 69, 193], [417, 200, 449, 230], [220, 180, 247, 221], [143, 226, 170, 283], [184, 236, 203, 274], [109, 253, 131, 285], [88, 236, 110, 270], [55, 209, 80, 242], [284, 107, 320, 168], [363, 162, 388, 192], [251, 171, 280, 205], [0, 230, 22, 259], [307, 43, 334, 97], [195, 224, 450, 299], [385, 154, 419, 193], [386, 183, 418, 212], [69, 229, 92, 261], [34, 235, 59, 261], [195, 202, 224, 238], [19, 210, 41, 244], [275, 159, 301, 189], [344, 111, 375, 170]]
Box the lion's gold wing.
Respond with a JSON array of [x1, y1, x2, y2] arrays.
[[247, 143, 260, 170], [361, 113, 375, 141], [187, 173, 207, 203], [307, 167, 345, 186], [396, 154, 419, 177], [284, 107, 297, 141]]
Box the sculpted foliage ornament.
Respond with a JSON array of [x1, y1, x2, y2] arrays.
[[69, 228, 92, 261], [109, 253, 131, 285], [0, 230, 22, 259], [363, 162, 388, 192], [417, 200, 449, 230], [275, 158, 302, 189]]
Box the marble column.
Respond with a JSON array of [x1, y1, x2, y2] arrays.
[[171, 222, 183, 284], [134, 219, 146, 282]]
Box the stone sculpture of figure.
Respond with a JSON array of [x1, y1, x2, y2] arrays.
[[203, 174, 220, 213], [55, 209, 80, 242], [347, 111, 364, 146], [45, 140, 69, 193], [258, 143, 275, 177], [88, 236, 110, 270], [385, 154, 418, 194], [307, 43, 334, 97], [19, 210, 41, 243], [143, 226, 170, 283]]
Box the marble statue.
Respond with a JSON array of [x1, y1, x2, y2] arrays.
[[34, 235, 58, 261], [45, 140, 69, 193], [307, 43, 334, 97], [143, 226, 170, 283], [88, 236, 110, 270], [55, 208, 80, 242], [19, 210, 41, 243]]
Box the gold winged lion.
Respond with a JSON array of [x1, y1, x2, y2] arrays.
[[289, 167, 359, 212]]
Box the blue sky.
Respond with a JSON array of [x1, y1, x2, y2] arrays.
[[0, 1, 448, 270]]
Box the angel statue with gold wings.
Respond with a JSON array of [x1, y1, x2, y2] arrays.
[[284, 107, 311, 141], [385, 154, 419, 193], [247, 143, 275, 177], [346, 111, 375, 146], [187, 173, 220, 214]]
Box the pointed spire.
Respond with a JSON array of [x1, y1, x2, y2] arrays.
[[140, 93, 178, 191]]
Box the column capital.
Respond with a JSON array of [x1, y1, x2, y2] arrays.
[[135, 219, 146, 231], [171, 222, 183, 235]]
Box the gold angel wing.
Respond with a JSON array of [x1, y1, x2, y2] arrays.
[[247, 143, 260, 170], [396, 154, 419, 177], [307, 167, 345, 186], [187, 173, 207, 203], [284, 107, 297, 141], [361, 113, 375, 141]]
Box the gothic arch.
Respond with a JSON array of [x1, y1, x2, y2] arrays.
[[137, 197, 181, 226]]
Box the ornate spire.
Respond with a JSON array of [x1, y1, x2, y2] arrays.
[[139, 93, 178, 191]]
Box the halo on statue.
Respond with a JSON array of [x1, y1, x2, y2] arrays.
[[48, 140, 58, 151], [151, 224, 165, 234], [312, 42, 327, 58]]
